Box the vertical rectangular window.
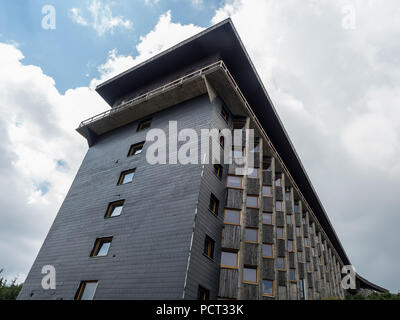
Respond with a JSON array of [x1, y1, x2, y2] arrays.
[[277, 257, 285, 270], [262, 213, 272, 225], [307, 263, 311, 272], [286, 214, 292, 224], [198, 286, 210, 300], [221, 106, 229, 122], [285, 187, 291, 200], [209, 194, 219, 215], [288, 240, 294, 252], [294, 202, 299, 213], [75, 281, 98, 300], [302, 216, 306, 224], [263, 158, 271, 171], [299, 279, 305, 300], [117, 169, 136, 185], [127, 142, 145, 157], [214, 164, 223, 178], [226, 175, 242, 188], [262, 185, 272, 196], [219, 135, 225, 149], [247, 168, 258, 178], [262, 244, 273, 258], [289, 269, 296, 282], [275, 176, 282, 187], [203, 236, 215, 259], [220, 251, 238, 268], [104, 200, 124, 218], [308, 288, 314, 300], [137, 119, 152, 132], [246, 196, 259, 208], [243, 267, 257, 283], [244, 228, 258, 243], [90, 237, 112, 257], [262, 280, 273, 296], [224, 209, 240, 225], [296, 227, 301, 236], [277, 227, 284, 239], [297, 252, 303, 262], [276, 201, 283, 211]]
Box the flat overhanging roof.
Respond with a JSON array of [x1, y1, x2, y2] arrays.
[[92, 18, 385, 292]]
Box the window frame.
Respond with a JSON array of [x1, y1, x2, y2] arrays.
[[246, 196, 259, 208], [220, 250, 239, 269], [104, 200, 125, 218], [275, 176, 282, 187], [117, 169, 136, 185], [90, 237, 113, 257], [214, 164, 223, 179], [137, 118, 152, 132], [277, 257, 285, 270], [223, 208, 241, 226], [262, 212, 273, 225], [262, 280, 274, 297], [289, 269, 296, 282], [203, 235, 215, 260], [209, 193, 219, 216], [75, 281, 98, 300], [127, 141, 145, 157], [198, 285, 210, 300], [244, 228, 258, 244], [277, 227, 284, 239], [288, 240, 294, 252], [262, 244, 273, 258], [262, 185, 272, 196], [286, 214, 292, 225], [226, 175, 243, 189], [243, 267, 258, 284], [247, 167, 258, 178], [275, 201, 283, 212]]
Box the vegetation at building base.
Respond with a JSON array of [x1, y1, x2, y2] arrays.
[[0, 269, 23, 300], [345, 291, 400, 300]]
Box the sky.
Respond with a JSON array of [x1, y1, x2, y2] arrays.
[[0, 0, 399, 293]]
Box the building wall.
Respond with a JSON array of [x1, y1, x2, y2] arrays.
[[18, 94, 216, 300]]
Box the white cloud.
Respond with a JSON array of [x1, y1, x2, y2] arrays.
[[69, 0, 132, 36]]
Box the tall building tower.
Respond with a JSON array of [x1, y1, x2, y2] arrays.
[[18, 19, 385, 300]]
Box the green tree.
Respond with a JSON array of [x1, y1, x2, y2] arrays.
[[0, 269, 23, 300]]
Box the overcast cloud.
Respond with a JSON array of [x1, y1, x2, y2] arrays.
[[1, 0, 399, 293]]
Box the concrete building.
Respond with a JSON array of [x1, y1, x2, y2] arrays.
[[18, 19, 385, 300]]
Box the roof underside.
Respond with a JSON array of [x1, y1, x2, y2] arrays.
[[93, 19, 385, 292]]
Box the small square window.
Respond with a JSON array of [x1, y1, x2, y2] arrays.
[[90, 237, 112, 257], [262, 280, 273, 296], [209, 194, 219, 215], [277, 227, 284, 239], [227, 175, 242, 188], [262, 185, 272, 196], [276, 201, 283, 211], [104, 200, 124, 218], [75, 281, 98, 300], [221, 106, 229, 122], [277, 257, 285, 270], [204, 235, 215, 259], [262, 213, 272, 225], [244, 228, 258, 243], [262, 244, 273, 258], [247, 168, 258, 178], [117, 169, 136, 185], [290, 269, 296, 282], [243, 267, 257, 283], [221, 251, 238, 268], [288, 240, 294, 252], [214, 164, 223, 178], [137, 119, 152, 132], [224, 209, 240, 225], [198, 286, 210, 300], [246, 196, 258, 208], [127, 142, 145, 157]]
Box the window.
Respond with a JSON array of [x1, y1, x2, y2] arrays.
[[226, 175, 242, 188], [137, 119, 151, 132], [312, 247, 316, 257], [246, 196, 258, 208], [289, 269, 296, 282], [262, 280, 273, 296], [221, 251, 238, 268], [306, 263, 311, 272], [262, 213, 272, 225], [288, 240, 294, 252], [262, 185, 272, 196], [209, 194, 219, 215], [275, 176, 281, 187], [286, 214, 292, 225], [104, 200, 124, 218], [277, 227, 284, 239], [263, 159, 271, 171], [247, 167, 258, 178], [296, 227, 301, 236], [308, 288, 314, 300], [243, 267, 257, 283], [299, 279, 305, 300], [75, 281, 98, 300], [285, 187, 291, 200], [198, 286, 210, 300], [214, 164, 223, 179], [294, 203, 299, 213], [251, 142, 259, 153], [127, 141, 145, 157], [232, 121, 245, 131], [203, 236, 215, 259], [224, 209, 240, 225], [90, 237, 112, 257], [276, 201, 283, 211], [232, 147, 244, 158], [297, 252, 303, 262], [262, 244, 273, 258], [277, 257, 285, 270], [244, 228, 258, 243], [117, 169, 135, 185], [302, 216, 306, 224], [220, 136, 225, 149], [221, 106, 229, 122]]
